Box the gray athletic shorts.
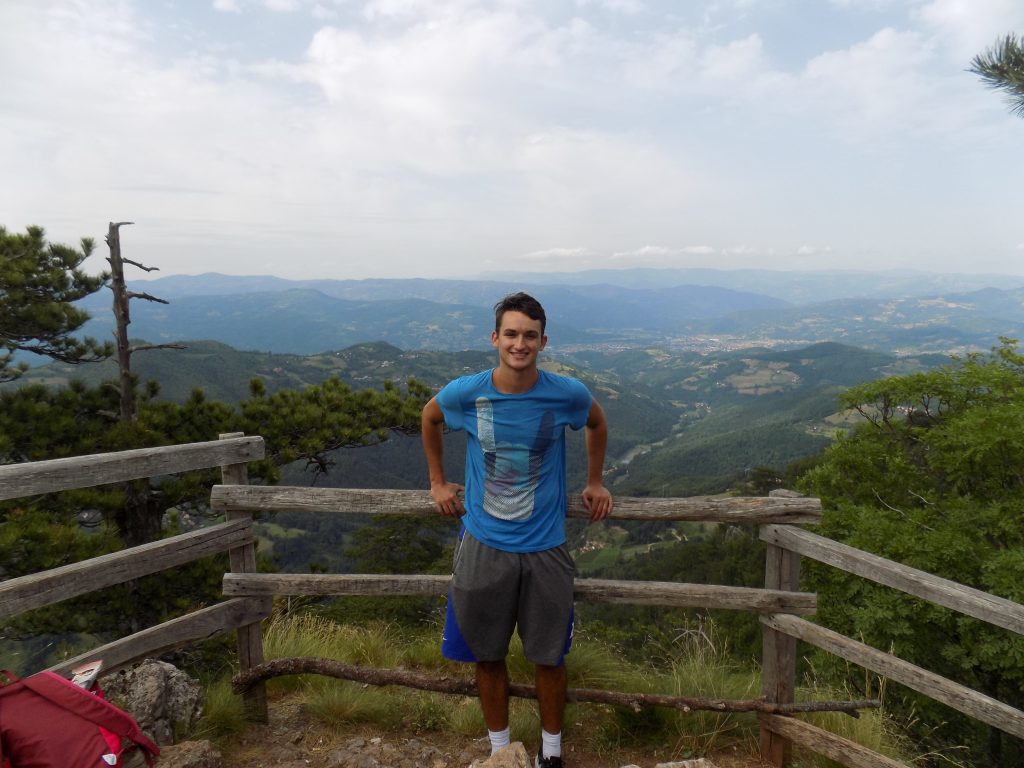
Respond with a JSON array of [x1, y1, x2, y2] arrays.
[[441, 530, 575, 667]]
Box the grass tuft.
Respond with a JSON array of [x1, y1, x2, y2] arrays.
[[304, 678, 401, 729], [191, 678, 249, 740]]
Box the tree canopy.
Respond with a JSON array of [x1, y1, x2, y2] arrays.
[[971, 33, 1024, 118], [0, 226, 112, 382], [799, 339, 1024, 767]]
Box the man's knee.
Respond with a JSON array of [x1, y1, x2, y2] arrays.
[[477, 659, 507, 677]]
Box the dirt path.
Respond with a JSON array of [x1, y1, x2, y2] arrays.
[[219, 696, 774, 768]]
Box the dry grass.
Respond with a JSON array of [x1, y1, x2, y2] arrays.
[[195, 611, 922, 766]]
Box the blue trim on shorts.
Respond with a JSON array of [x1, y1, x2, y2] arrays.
[[441, 595, 575, 665], [441, 596, 477, 662]]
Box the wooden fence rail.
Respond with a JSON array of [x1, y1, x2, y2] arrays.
[[222, 573, 818, 614], [0, 436, 264, 501], [759, 714, 910, 768], [762, 613, 1024, 741], [48, 598, 271, 678], [0, 518, 253, 619], [210, 484, 822, 523], [760, 524, 1024, 636]]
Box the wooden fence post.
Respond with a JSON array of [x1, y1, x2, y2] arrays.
[[760, 533, 801, 767], [220, 432, 269, 722]]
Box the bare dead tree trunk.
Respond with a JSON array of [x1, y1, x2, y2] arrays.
[[104, 222, 183, 547], [106, 222, 137, 422]]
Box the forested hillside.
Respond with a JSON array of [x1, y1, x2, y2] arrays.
[[7, 336, 945, 499]]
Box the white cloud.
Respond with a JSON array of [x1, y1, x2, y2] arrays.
[[797, 245, 833, 256], [264, 0, 303, 11], [312, 4, 339, 20], [774, 27, 950, 145], [610, 245, 673, 259], [2, 0, 1023, 279], [699, 33, 765, 82], [522, 247, 594, 261], [619, 29, 700, 91], [723, 245, 761, 255], [577, 0, 638, 13], [915, 0, 1024, 62], [828, 0, 899, 8]]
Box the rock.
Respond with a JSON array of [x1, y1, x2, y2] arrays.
[[470, 741, 531, 768], [153, 740, 222, 767], [324, 747, 380, 768], [103, 660, 203, 746], [654, 759, 719, 768]]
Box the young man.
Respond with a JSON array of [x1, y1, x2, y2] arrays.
[[421, 292, 613, 768]]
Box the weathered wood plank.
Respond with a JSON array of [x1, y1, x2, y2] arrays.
[[222, 573, 817, 613], [0, 437, 265, 501], [219, 432, 268, 723], [0, 519, 253, 619], [760, 524, 1024, 636], [232, 657, 876, 716], [47, 598, 271, 678], [578, 578, 815, 613], [759, 714, 910, 768], [760, 543, 800, 766], [211, 485, 822, 524], [762, 614, 1024, 740], [223, 573, 450, 597]]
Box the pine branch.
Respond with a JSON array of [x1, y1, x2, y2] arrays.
[[970, 34, 1024, 118]]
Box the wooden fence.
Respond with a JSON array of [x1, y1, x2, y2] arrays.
[[758, 523, 1024, 767], [3, 439, 1024, 768], [0, 435, 272, 717]]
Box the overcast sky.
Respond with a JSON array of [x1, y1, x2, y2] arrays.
[[2, 0, 1022, 281]]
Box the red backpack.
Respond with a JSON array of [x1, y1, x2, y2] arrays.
[[0, 670, 160, 767]]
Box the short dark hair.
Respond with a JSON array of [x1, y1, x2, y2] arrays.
[[494, 292, 546, 335]]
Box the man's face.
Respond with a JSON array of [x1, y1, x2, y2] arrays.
[[492, 310, 547, 372]]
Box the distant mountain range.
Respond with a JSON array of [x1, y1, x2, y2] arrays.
[[9, 336, 947, 497], [690, 289, 1024, 353], [72, 269, 1024, 356], [478, 267, 1024, 304], [76, 276, 788, 354]]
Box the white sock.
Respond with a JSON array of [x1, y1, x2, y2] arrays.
[[488, 727, 510, 755], [541, 729, 561, 759]]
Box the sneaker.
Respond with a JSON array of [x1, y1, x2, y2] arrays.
[[535, 755, 564, 768]]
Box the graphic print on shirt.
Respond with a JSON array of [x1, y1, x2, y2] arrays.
[[475, 396, 555, 521]]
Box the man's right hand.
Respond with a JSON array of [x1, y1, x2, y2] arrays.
[[431, 481, 465, 517]]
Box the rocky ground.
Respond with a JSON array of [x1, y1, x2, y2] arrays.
[[197, 696, 773, 768]]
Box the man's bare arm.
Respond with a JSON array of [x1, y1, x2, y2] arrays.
[[581, 400, 613, 522], [421, 397, 464, 516]]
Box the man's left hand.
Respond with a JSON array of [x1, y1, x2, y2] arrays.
[[581, 483, 613, 522]]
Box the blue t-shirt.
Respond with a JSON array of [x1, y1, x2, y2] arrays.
[[436, 368, 592, 552]]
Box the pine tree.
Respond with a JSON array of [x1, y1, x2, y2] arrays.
[[971, 34, 1024, 118], [0, 225, 112, 381]]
